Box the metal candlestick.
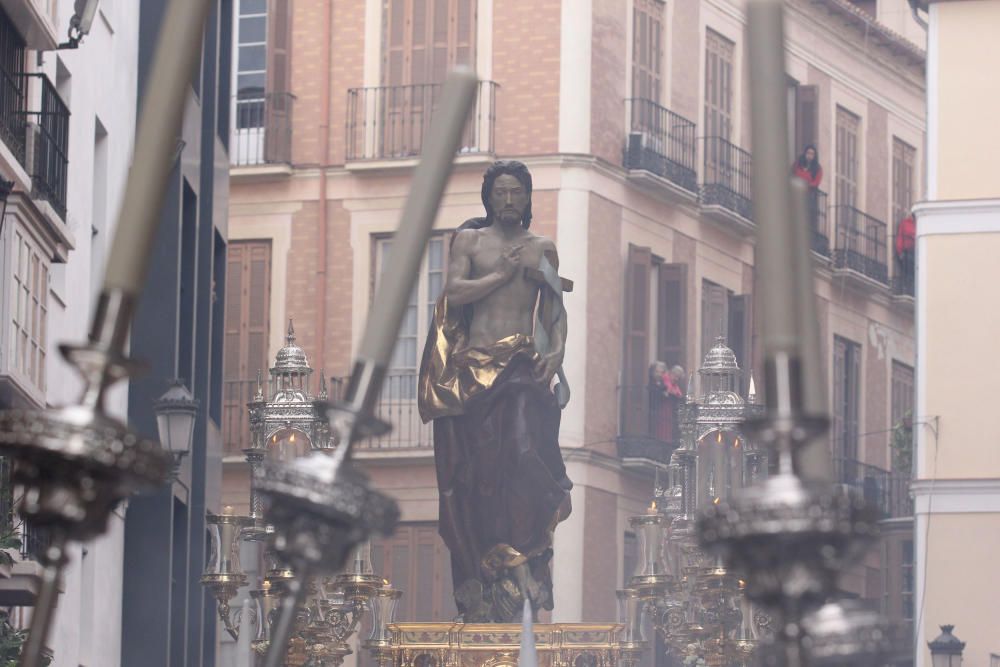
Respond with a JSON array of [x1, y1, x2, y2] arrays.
[[0, 291, 171, 667]]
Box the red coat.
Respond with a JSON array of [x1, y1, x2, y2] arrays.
[[895, 215, 916, 257], [793, 163, 823, 188]]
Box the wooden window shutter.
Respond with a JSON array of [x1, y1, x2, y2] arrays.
[[846, 341, 860, 462], [657, 263, 687, 369], [622, 244, 652, 436], [383, 0, 476, 86], [265, 0, 292, 160], [727, 293, 752, 391], [632, 0, 664, 103], [832, 336, 846, 463], [700, 280, 728, 361], [795, 85, 818, 153]]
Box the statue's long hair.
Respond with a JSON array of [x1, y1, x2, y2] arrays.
[[479, 160, 533, 229]]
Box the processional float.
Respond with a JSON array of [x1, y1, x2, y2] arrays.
[[0, 0, 898, 665]]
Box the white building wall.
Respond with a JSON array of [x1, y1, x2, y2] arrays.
[[38, 1, 139, 666]]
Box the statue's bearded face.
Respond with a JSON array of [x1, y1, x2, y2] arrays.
[[489, 174, 529, 226]]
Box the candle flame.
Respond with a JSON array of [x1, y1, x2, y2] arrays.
[[738, 579, 746, 588], [713, 497, 721, 505], [289, 432, 296, 443], [263, 579, 271, 590], [734, 437, 740, 448], [649, 501, 657, 510], [716, 431, 723, 444]]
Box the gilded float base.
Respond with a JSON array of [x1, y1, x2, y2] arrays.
[[373, 622, 643, 667]]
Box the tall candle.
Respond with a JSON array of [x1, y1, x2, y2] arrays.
[[103, 0, 213, 292], [357, 68, 479, 366], [747, 0, 800, 360]]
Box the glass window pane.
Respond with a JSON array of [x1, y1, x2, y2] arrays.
[[239, 16, 266, 44], [240, 0, 266, 15], [239, 45, 266, 72], [428, 238, 442, 268], [237, 73, 266, 97]]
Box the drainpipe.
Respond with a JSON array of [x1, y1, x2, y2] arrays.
[[908, 0, 928, 30], [315, 0, 333, 375]]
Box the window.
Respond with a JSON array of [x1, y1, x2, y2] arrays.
[[382, 0, 477, 86], [632, 0, 664, 104], [901, 538, 913, 623], [371, 523, 456, 622], [10, 228, 49, 395], [622, 246, 688, 439], [891, 361, 914, 473], [704, 30, 734, 141], [0, 5, 25, 166], [832, 335, 861, 464], [699, 280, 751, 383], [892, 137, 916, 225], [222, 240, 272, 452], [793, 84, 818, 158], [373, 234, 449, 398], [235, 0, 268, 128], [835, 107, 860, 208]]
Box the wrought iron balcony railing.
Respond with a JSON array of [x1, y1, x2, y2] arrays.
[[346, 80, 497, 161], [617, 384, 681, 464], [231, 91, 294, 167], [623, 98, 697, 193], [700, 136, 753, 221], [0, 65, 26, 167], [832, 205, 889, 285], [23, 73, 69, 219], [810, 188, 830, 257], [833, 456, 912, 519], [329, 373, 432, 451]]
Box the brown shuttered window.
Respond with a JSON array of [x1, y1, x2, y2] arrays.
[[890, 361, 914, 428], [622, 245, 652, 437], [382, 0, 477, 86], [222, 240, 272, 453], [835, 107, 860, 208], [700, 279, 728, 361], [372, 524, 456, 621], [704, 29, 734, 141], [891, 137, 916, 226], [795, 84, 818, 154], [832, 335, 861, 465], [657, 263, 687, 369], [632, 0, 664, 103], [727, 293, 752, 390]]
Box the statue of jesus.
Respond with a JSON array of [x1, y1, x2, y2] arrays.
[[418, 160, 573, 623]]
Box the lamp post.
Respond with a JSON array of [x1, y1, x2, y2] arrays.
[[153, 379, 199, 478], [928, 625, 965, 667]]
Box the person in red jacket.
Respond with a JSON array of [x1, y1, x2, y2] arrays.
[[793, 144, 823, 188], [792, 145, 823, 234], [895, 213, 916, 292]]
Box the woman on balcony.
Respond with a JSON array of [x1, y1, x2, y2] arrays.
[[650, 362, 684, 444], [792, 145, 823, 231]]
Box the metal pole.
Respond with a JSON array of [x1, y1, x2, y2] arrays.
[[19, 535, 66, 667], [262, 563, 312, 667]]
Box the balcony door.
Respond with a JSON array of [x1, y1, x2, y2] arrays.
[[370, 233, 449, 449], [380, 0, 477, 156], [222, 240, 272, 453], [703, 30, 734, 187]]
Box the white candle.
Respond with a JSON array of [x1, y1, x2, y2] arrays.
[[236, 598, 252, 665], [747, 0, 800, 359], [103, 0, 213, 292], [357, 68, 479, 366]]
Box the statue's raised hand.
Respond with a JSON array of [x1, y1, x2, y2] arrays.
[[495, 244, 523, 281]]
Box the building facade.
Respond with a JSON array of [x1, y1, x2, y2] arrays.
[[913, 0, 1000, 665], [0, 0, 142, 664], [221, 0, 924, 661], [119, 1, 232, 666]]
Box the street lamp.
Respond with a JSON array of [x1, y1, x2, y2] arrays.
[[153, 379, 199, 477], [928, 625, 965, 667]]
